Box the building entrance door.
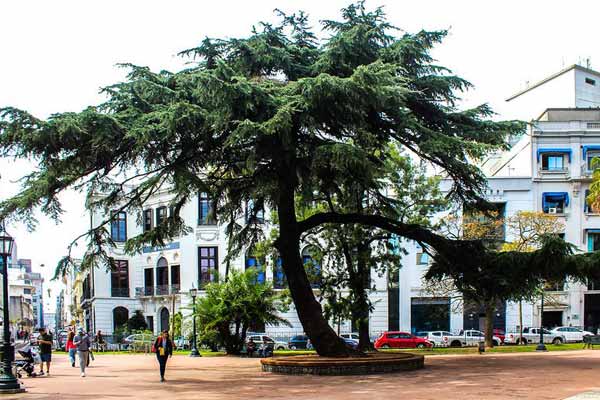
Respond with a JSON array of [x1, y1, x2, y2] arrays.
[[585, 294, 600, 334], [542, 311, 563, 329]]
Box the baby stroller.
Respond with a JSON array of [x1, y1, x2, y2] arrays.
[[14, 346, 41, 378]]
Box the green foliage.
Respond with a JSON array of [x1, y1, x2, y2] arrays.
[[127, 310, 148, 332], [191, 269, 291, 355]]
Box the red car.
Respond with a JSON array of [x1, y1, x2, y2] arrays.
[[493, 329, 505, 344], [374, 331, 433, 349]]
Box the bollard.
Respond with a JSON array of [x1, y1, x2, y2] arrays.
[[478, 341, 485, 354]]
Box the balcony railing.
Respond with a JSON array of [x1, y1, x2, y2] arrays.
[[111, 287, 130, 298], [135, 285, 181, 297]]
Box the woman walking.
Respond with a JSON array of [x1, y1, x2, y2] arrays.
[[66, 328, 76, 367], [153, 330, 173, 382]]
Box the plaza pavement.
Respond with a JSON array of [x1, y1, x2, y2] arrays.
[[6, 349, 600, 400]]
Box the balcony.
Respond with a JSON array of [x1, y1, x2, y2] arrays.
[[135, 285, 181, 297], [111, 287, 130, 298]]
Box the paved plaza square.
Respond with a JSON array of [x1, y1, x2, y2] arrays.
[[7, 350, 600, 400]]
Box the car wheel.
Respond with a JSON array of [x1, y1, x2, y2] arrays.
[[416, 343, 425, 349], [277, 346, 284, 350], [552, 337, 563, 345], [492, 340, 499, 347], [518, 338, 527, 345], [290, 345, 297, 350], [450, 340, 462, 348], [381, 344, 390, 349]]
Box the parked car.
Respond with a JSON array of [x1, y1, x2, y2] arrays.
[[374, 331, 432, 349], [415, 331, 454, 347], [122, 334, 154, 350], [493, 329, 506, 344], [504, 327, 563, 345], [246, 334, 288, 350], [444, 330, 503, 347], [288, 335, 310, 350], [340, 333, 360, 341], [550, 326, 594, 343], [343, 338, 359, 350]]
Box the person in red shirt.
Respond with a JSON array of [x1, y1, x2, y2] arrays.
[[66, 328, 77, 367]]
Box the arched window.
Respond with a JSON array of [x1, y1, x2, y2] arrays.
[[159, 307, 170, 333], [245, 250, 265, 284], [113, 307, 129, 332], [273, 256, 286, 289], [156, 257, 169, 294], [302, 246, 321, 288]]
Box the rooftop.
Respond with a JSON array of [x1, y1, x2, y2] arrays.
[[506, 64, 600, 102], [537, 108, 600, 122]]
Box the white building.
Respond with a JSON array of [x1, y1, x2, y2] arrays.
[[77, 189, 390, 340], [400, 65, 600, 335]]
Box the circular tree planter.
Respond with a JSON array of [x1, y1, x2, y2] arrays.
[[261, 352, 424, 376]]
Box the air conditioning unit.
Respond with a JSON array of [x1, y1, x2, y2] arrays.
[[548, 207, 558, 214]]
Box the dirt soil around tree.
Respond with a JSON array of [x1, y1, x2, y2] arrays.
[[7, 350, 600, 400]]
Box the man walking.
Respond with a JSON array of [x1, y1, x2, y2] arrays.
[[37, 327, 53, 375], [73, 328, 91, 377]]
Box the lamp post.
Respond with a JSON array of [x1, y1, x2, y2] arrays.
[[536, 288, 548, 351], [0, 223, 25, 393], [189, 286, 201, 357]]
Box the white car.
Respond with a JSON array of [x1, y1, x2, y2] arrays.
[[550, 327, 594, 343], [246, 334, 288, 350], [416, 331, 454, 347], [504, 328, 564, 345], [340, 333, 359, 341]]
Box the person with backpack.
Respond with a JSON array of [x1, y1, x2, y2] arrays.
[[73, 328, 92, 377], [153, 330, 174, 382]]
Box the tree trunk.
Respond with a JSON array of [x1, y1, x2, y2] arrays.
[[275, 182, 354, 357], [355, 244, 374, 352], [519, 301, 524, 345], [484, 302, 495, 348]]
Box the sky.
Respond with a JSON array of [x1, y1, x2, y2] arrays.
[[2, 0, 600, 312]]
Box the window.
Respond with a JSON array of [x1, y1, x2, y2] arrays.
[[156, 257, 169, 294], [587, 231, 600, 290], [416, 252, 429, 265], [537, 149, 571, 171], [24, 288, 31, 294], [156, 206, 167, 226], [144, 268, 154, 296], [273, 257, 286, 289], [586, 77, 596, 86], [110, 211, 127, 242], [245, 199, 264, 224], [198, 192, 216, 225], [584, 146, 600, 171], [584, 190, 600, 213], [302, 246, 321, 288], [143, 209, 153, 232], [111, 260, 129, 297], [113, 307, 129, 331], [198, 247, 218, 287], [542, 192, 569, 213], [245, 251, 265, 284], [171, 265, 180, 292], [542, 154, 565, 171]]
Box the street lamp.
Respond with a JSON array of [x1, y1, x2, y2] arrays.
[[189, 286, 201, 357], [0, 223, 25, 393], [536, 287, 548, 351]]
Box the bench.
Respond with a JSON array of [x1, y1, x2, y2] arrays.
[[240, 345, 274, 358], [583, 335, 600, 349]]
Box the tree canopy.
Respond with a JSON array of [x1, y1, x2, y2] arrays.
[[2, 2, 568, 357]]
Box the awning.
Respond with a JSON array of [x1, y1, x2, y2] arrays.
[[542, 192, 569, 209], [537, 148, 572, 162], [583, 145, 600, 159]]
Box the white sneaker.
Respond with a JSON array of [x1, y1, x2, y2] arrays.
[[81, 373, 86, 377]]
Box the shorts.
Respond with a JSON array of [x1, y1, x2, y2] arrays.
[[40, 353, 52, 362]]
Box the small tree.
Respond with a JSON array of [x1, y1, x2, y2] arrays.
[[502, 211, 564, 343], [127, 310, 148, 332], [192, 269, 291, 355]]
